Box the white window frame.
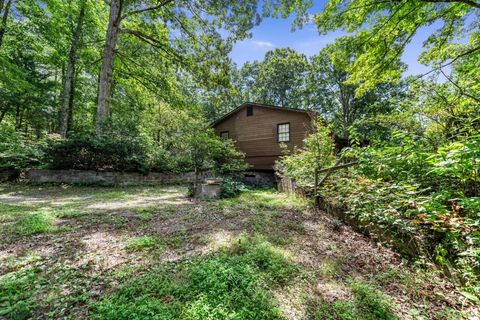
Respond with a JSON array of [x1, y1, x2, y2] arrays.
[[277, 123, 290, 142]]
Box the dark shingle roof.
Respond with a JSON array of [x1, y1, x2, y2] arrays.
[[211, 102, 313, 127]]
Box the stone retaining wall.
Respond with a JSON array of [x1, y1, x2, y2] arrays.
[[276, 175, 427, 258], [316, 197, 427, 258], [0, 170, 20, 182], [26, 169, 199, 186]]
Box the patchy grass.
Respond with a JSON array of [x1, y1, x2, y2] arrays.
[[125, 236, 162, 252], [15, 212, 55, 236], [93, 237, 295, 320], [312, 280, 397, 320], [0, 184, 477, 319], [215, 188, 309, 211]]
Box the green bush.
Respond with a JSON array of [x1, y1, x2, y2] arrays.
[[281, 129, 480, 295], [0, 124, 44, 170], [278, 120, 334, 187], [42, 132, 152, 173], [220, 177, 246, 198]]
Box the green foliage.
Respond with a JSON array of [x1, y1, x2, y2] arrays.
[[0, 267, 39, 319], [0, 124, 44, 170], [282, 94, 480, 294], [15, 213, 54, 236], [42, 132, 152, 173], [428, 135, 480, 196], [93, 236, 295, 320], [318, 134, 480, 294], [279, 119, 334, 186], [39, 122, 246, 175], [312, 0, 479, 95], [254, 48, 310, 107], [220, 177, 246, 198], [313, 280, 397, 320], [307, 37, 406, 140], [125, 236, 161, 252]]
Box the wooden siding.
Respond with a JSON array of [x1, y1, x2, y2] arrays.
[[213, 104, 314, 170]]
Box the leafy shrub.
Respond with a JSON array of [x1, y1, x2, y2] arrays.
[[278, 120, 334, 187], [220, 177, 246, 198], [427, 135, 480, 196], [212, 139, 248, 174], [42, 132, 152, 173], [0, 124, 44, 170], [282, 128, 480, 295], [41, 128, 247, 175]]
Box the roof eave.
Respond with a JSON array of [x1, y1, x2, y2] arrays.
[[210, 102, 314, 127]]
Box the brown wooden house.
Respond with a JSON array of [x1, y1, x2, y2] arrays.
[[212, 102, 315, 171]]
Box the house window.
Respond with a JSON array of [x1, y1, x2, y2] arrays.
[[277, 123, 290, 142], [220, 131, 229, 140], [246, 105, 253, 116]]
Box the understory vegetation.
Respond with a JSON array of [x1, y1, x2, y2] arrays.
[[280, 121, 480, 297]]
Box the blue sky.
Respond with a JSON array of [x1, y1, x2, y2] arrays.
[[229, 2, 437, 77]]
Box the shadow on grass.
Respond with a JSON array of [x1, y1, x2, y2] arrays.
[[0, 186, 465, 319], [307, 279, 398, 320], [92, 236, 297, 320]]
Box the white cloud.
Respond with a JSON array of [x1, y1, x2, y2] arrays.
[[252, 40, 275, 48]]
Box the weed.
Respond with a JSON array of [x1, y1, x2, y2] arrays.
[[351, 280, 397, 319], [318, 259, 341, 279], [15, 213, 54, 236], [51, 208, 87, 219], [0, 267, 40, 318], [330, 219, 343, 232], [125, 236, 161, 252], [93, 236, 296, 319], [311, 280, 398, 320], [0, 203, 38, 223]]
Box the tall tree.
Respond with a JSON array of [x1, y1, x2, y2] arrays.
[[94, 0, 311, 134], [0, 0, 12, 48], [96, 0, 123, 134], [238, 48, 309, 108], [313, 0, 480, 95], [59, 0, 87, 138], [307, 37, 404, 140]]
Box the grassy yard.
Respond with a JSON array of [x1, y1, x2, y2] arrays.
[[0, 184, 477, 319]]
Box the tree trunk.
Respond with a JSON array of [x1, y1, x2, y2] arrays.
[[96, 0, 123, 135], [0, 105, 8, 123], [67, 80, 74, 132], [59, 0, 86, 138], [0, 0, 12, 48], [0, 0, 5, 18], [15, 104, 21, 131]]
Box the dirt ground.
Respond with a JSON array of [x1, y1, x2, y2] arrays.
[[0, 184, 478, 319]]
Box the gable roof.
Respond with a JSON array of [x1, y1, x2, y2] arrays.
[[211, 102, 313, 127]]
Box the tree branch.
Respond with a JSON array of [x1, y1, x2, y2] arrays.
[[417, 45, 480, 78], [121, 0, 175, 20], [440, 68, 480, 103], [421, 0, 480, 9], [121, 28, 188, 67]]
